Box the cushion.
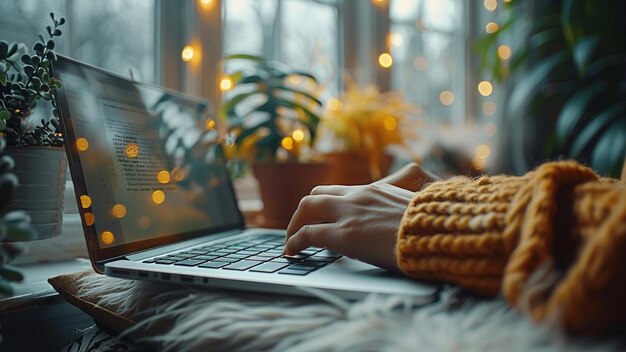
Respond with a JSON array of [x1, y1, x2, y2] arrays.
[[49, 271, 625, 351]]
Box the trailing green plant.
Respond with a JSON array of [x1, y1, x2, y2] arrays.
[[0, 136, 37, 296], [476, 0, 626, 176], [0, 12, 65, 147], [219, 54, 323, 167]]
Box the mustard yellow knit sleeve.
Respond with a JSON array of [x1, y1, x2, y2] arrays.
[[395, 173, 531, 296], [396, 161, 626, 335]]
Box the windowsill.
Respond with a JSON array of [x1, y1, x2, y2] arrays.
[[0, 259, 91, 312]]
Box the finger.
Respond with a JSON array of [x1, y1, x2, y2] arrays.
[[284, 223, 341, 255], [310, 185, 355, 196], [286, 194, 339, 238]]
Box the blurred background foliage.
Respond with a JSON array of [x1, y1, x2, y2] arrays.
[[477, 0, 626, 177]]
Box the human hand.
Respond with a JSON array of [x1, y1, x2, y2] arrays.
[[284, 183, 414, 271]]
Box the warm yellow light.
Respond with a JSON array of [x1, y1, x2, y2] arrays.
[[181, 46, 194, 62], [503, 0, 512, 3], [157, 170, 171, 184], [439, 91, 454, 106], [281, 136, 294, 150], [378, 53, 393, 68], [485, 22, 500, 34], [484, 0, 498, 11], [414, 56, 428, 70], [206, 118, 216, 130], [497, 45, 512, 60], [327, 98, 342, 111], [80, 195, 92, 209], [472, 157, 487, 171], [484, 122, 498, 137], [125, 143, 139, 158], [137, 216, 151, 230], [152, 190, 166, 205], [219, 77, 233, 92], [390, 33, 404, 47], [112, 204, 127, 219], [76, 138, 89, 152], [84, 212, 95, 226], [200, 0, 216, 10], [475, 144, 492, 159], [372, 0, 387, 5], [101, 231, 115, 245], [383, 116, 397, 131], [292, 129, 305, 142], [478, 81, 493, 96], [482, 101, 497, 116]]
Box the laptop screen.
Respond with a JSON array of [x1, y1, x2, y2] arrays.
[[54, 56, 244, 262]]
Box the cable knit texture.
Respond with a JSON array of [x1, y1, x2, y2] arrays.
[[396, 161, 626, 335]]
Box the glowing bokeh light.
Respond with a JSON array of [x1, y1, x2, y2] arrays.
[[439, 91, 454, 106], [378, 53, 393, 68], [101, 231, 115, 245], [478, 81, 493, 96], [157, 170, 171, 184], [112, 204, 127, 219], [76, 138, 89, 152], [80, 195, 92, 209], [152, 190, 166, 205], [181, 46, 194, 62]]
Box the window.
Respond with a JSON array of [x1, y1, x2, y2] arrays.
[[223, 0, 340, 99], [0, 0, 158, 83]]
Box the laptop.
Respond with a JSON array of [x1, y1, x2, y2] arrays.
[[52, 55, 437, 302]]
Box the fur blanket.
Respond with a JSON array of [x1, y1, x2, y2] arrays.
[[60, 273, 625, 352]]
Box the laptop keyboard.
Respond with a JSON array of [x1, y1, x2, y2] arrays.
[[142, 235, 342, 276]]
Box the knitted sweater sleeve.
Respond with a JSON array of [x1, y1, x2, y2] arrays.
[[395, 161, 626, 334]]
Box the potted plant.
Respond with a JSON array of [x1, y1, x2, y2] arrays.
[[319, 82, 416, 184], [0, 13, 67, 239], [220, 54, 329, 227], [476, 0, 626, 176]]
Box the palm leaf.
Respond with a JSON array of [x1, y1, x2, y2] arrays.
[[591, 118, 626, 176], [570, 102, 626, 157], [556, 82, 606, 144]]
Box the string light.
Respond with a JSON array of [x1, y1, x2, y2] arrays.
[[76, 137, 89, 152], [80, 195, 92, 209], [327, 98, 342, 111], [475, 144, 492, 159], [287, 75, 303, 85], [112, 204, 127, 219], [157, 170, 171, 184], [414, 56, 428, 70], [482, 101, 497, 116], [281, 136, 294, 150], [181, 45, 194, 62], [292, 130, 304, 142], [220, 77, 233, 91], [101, 231, 115, 245], [152, 190, 166, 204], [484, 0, 497, 11], [383, 116, 397, 131], [485, 22, 500, 34], [206, 118, 216, 130], [439, 91, 454, 106], [478, 81, 493, 96], [390, 33, 404, 47], [497, 45, 512, 60], [125, 143, 139, 158], [199, 0, 216, 10], [84, 212, 95, 226], [378, 53, 393, 68], [484, 122, 498, 137]]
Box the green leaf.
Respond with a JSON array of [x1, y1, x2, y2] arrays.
[[0, 279, 14, 296], [0, 265, 24, 282], [570, 102, 626, 157], [0, 110, 9, 120], [220, 91, 260, 119], [237, 74, 265, 85], [556, 82, 606, 144], [276, 85, 322, 106], [591, 119, 626, 177], [507, 53, 567, 117], [224, 54, 264, 62], [572, 34, 600, 75], [52, 80, 62, 89]]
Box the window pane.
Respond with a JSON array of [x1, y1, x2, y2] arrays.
[[0, 0, 157, 83]]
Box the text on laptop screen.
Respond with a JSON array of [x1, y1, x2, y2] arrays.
[[56, 60, 242, 249]]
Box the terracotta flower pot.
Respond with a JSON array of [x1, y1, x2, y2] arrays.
[[252, 162, 331, 228], [7, 146, 67, 240], [323, 151, 392, 185]]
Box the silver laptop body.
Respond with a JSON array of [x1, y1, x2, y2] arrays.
[[53, 56, 437, 302]]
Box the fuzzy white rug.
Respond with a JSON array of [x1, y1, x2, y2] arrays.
[[67, 273, 624, 352]]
